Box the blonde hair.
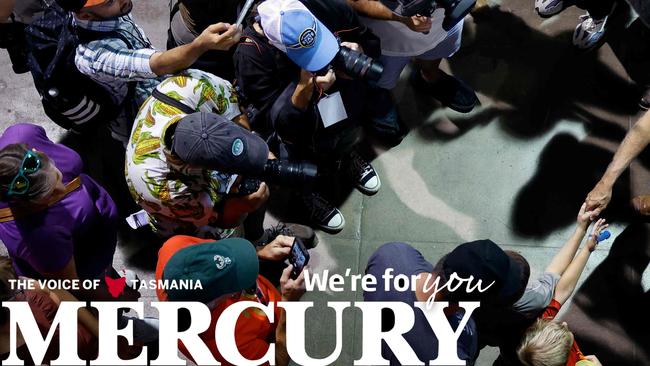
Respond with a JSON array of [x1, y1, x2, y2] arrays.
[[517, 318, 573, 366]]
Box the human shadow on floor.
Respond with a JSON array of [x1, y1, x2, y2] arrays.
[[562, 223, 650, 366], [408, 6, 639, 141], [511, 132, 633, 238]]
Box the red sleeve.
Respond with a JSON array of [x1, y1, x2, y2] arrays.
[[541, 299, 562, 319]]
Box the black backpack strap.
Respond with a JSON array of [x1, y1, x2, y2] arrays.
[[152, 88, 196, 115]]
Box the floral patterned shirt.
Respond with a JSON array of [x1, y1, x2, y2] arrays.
[[125, 69, 241, 239]]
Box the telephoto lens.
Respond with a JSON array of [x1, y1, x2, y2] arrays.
[[332, 46, 384, 83], [262, 160, 318, 185], [233, 160, 319, 196]]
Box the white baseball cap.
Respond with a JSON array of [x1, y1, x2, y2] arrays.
[[258, 0, 339, 72]]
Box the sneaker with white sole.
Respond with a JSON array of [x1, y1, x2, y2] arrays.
[[349, 151, 381, 196], [303, 193, 345, 233], [535, 0, 564, 17], [572, 13, 608, 49]]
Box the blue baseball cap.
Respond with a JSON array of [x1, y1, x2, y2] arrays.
[[258, 0, 339, 72]]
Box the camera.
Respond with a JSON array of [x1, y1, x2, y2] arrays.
[[234, 159, 318, 196], [401, 0, 476, 31], [317, 46, 384, 83]]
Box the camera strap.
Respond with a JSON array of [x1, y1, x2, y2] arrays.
[[152, 88, 197, 115]]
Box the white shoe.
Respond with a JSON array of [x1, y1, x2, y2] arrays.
[[535, 0, 564, 17], [572, 13, 608, 49]]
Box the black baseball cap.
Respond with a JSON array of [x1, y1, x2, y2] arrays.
[[172, 112, 269, 176], [442, 239, 529, 303]]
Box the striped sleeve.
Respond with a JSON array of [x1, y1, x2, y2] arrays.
[[75, 38, 158, 80]]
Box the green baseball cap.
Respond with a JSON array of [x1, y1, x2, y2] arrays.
[[163, 238, 259, 303]]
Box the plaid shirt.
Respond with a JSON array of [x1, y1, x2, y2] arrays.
[[73, 14, 163, 141]]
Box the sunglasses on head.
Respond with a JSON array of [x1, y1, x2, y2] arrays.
[[6, 150, 42, 198]]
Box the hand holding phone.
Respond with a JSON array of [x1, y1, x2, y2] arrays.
[[280, 264, 306, 301]]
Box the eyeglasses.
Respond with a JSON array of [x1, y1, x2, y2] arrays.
[[7, 150, 42, 197]]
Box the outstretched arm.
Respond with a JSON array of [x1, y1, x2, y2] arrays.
[[587, 110, 650, 213], [545, 203, 595, 276], [554, 219, 607, 305], [150, 23, 241, 76]]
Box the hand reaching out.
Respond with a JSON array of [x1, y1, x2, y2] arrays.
[[585, 180, 612, 215], [576, 202, 599, 230], [196, 23, 242, 51], [587, 218, 608, 252]]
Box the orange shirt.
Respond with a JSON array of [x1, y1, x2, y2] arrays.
[[156, 235, 282, 365], [542, 299, 587, 366]]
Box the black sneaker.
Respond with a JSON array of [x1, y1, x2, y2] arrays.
[[349, 151, 381, 196], [410, 69, 478, 113], [303, 193, 345, 233], [256, 222, 318, 248]]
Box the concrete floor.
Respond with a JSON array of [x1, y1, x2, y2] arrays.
[[1, 0, 650, 365]]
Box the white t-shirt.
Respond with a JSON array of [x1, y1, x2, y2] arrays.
[[360, 8, 450, 57]]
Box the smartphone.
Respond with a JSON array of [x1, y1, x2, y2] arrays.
[[289, 238, 310, 279], [235, 0, 255, 28]]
